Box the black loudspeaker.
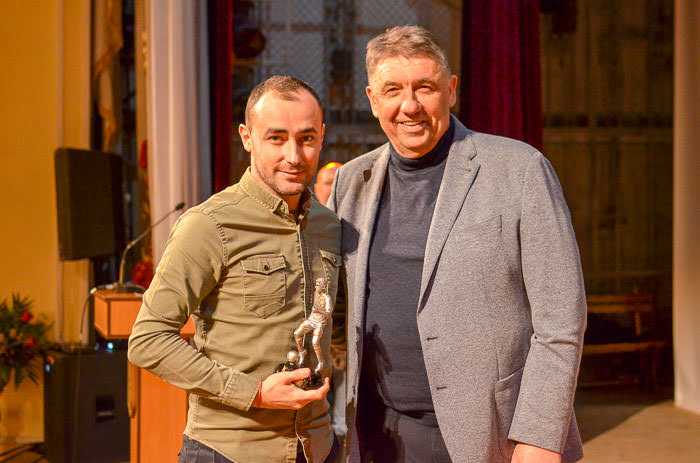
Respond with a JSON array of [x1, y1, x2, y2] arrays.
[[44, 349, 130, 463], [54, 148, 125, 260]]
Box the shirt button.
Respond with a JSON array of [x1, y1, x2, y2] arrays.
[[263, 264, 270, 271]]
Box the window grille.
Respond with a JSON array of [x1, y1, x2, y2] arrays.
[[232, 0, 462, 169]]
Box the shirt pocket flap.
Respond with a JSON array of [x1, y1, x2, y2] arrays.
[[241, 255, 286, 274], [320, 249, 342, 267]]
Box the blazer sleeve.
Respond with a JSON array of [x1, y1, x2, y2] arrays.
[[327, 168, 347, 353], [507, 152, 587, 453]]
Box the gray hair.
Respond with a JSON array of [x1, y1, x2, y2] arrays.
[[365, 25, 451, 84], [245, 75, 324, 127]]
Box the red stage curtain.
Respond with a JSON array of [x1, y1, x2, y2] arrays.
[[212, 0, 234, 192], [460, 0, 543, 151]]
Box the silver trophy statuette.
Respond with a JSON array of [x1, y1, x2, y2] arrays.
[[275, 277, 332, 389], [294, 277, 333, 373]]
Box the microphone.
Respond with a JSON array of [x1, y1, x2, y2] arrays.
[[113, 201, 186, 293]]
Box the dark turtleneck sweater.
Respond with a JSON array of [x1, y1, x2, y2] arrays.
[[361, 120, 454, 415]]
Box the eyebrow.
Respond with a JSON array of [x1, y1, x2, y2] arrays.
[[380, 78, 437, 91], [263, 127, 318, 136], [263, 128, 287, 136]]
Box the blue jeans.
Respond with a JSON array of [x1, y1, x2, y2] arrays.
[[178, 435, 232, 463]]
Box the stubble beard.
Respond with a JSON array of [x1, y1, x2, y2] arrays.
[[253, 162, 310, 199]]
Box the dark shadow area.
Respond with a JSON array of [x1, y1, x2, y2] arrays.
[[574, 385, 673, 443]]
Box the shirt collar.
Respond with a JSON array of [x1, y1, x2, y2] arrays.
[[239, 168, 312, 218]]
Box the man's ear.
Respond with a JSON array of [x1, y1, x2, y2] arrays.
[[238, 123, 253, 152], [448, 74, 458, 107], [366, 86, 379, 118]]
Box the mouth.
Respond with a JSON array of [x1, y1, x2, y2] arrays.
[[279, 170, 306, 179], [397, 120, 427, 131]]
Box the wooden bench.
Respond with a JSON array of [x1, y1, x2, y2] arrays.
[[581, 294, 667, 391]]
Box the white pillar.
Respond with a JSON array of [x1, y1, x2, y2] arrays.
[[673, 0, 700, 414]]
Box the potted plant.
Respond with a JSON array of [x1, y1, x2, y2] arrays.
[[0, 294, 52, 395]]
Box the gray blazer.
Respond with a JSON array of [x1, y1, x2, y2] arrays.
[[328, 117, 586, 463]]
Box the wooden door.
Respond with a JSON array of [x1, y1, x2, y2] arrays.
[[540, 0, 673, 343]]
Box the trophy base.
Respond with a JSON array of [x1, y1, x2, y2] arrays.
[[274, 362, 324, 390], [297, 371, 324, 390]]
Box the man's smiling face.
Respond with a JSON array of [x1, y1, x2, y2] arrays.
[[238, 89, 325, 210], [366, 55, 457, 159]]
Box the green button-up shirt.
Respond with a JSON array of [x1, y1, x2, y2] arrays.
[[128, 169, 342, 463]]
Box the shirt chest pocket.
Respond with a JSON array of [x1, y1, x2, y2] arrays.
[[240, 254, 286, 318], [319, 250, 342, 292]]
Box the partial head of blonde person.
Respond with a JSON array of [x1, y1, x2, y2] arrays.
[[313, 162, 342, 206]]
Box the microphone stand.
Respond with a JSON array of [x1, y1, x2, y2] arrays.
[[113, 202, 185, 293]]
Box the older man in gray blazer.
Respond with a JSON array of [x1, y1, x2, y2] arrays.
[[327, 26, 587, 463]]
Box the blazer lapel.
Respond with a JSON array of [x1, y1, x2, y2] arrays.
[[418, 121, 480, 311], [353, 147, 390, 328]]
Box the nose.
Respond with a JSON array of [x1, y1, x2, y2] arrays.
[[400, 90, 422, 115], [284, 140, 302, 166]]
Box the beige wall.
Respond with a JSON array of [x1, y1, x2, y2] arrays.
[[0, 0, 90, 440], [673, 0, 700, 415]]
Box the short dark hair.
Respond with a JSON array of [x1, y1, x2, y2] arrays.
[[366, 25, 450, 85], [244, 75, 324, 127]]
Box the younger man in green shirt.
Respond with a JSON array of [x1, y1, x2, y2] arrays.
[[128, 76, 342, 463]]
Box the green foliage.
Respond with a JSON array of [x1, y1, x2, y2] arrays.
[[0, 293, 52, 394]]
